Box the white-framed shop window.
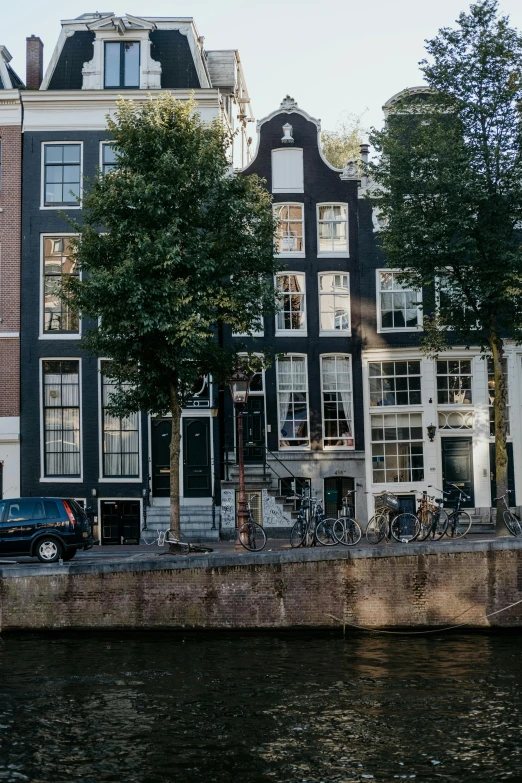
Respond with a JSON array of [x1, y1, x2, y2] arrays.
[[377, 270, 422, 332], [276, 273, 307, 334], [317, 203, 349, 256], [371, 412, 424, 484], [271, 148, 304, 193], [41, 142, 83, 209], [40, 234, 80, 338], [436, 359, 473, 405], [321, 354, 354, 449], [277, 355, 310, 449], [318, 272, 350, 334], [273, 203, 305, 257]]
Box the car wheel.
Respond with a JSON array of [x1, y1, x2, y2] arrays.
[[62, 549, 77, 561], [35, 538, 62, 564]]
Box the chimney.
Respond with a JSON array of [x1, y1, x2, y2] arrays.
[[26, 35, 44, 90]]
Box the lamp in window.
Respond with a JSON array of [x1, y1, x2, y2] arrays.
[[227, 367, 252, 550], [281, 123, 294, 144], [427, 423, 437, 442]]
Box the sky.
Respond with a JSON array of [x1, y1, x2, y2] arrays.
[[3, 0, 522, 137]]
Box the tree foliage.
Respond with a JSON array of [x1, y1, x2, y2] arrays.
[[321, 114, 366, 169], [368, 0, 522, 530], [66, 93, 278, 537]]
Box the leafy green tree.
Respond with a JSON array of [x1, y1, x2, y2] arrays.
[[66, 94, 278, 541], [368, 0, 522, 533], [321, 113, 366, 169]]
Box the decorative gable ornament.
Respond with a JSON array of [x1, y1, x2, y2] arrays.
[[340, 159, 359, 181], [281, 123, 294, 144], [280, 95, 298, 110]]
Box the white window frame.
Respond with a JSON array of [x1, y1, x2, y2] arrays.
[[39, 357, 83, 482], [436, 358, 474, 407], [275, 272, 307, 336], [40, 141, 83, 210], [368, 359, 422, 408], [271, 148, 304, 193], [376, 269, 423, 333], [316, 203, 349, 257], [273, 202, 305, 258], [98, 358, 142, 483], [39, 233, 81, 341], [276, 354, 310, 451], [318, 271, 351, 336], [320, 354, 355, 450], [370, 411, 425, 485], [99, 140, 118, 175]]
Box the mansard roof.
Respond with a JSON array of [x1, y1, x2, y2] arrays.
[[41, 13, 212, 91], [0, 46, 25, 90]]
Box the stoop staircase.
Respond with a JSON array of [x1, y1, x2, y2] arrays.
[[143, 504, 219, 542], [221, 459, 298, 519]]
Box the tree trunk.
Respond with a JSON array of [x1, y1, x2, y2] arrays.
[[490, 330, 509, 536], [168, 380, 182, 550]]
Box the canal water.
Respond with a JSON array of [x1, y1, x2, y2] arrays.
[[0, 631, 521, 782]]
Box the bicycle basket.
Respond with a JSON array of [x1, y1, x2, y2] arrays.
[[374, 492, 400, 512], [301, 497, 310, 509]]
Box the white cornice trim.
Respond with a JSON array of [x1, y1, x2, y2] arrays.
[[383, 85, 434, 114], [0, 90, 22, 125]]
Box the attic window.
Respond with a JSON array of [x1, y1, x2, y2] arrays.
[[104, 41, 140, 88]]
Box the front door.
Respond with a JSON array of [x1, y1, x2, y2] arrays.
[[183, 417, 212, 498], [324, 477, 355, 517], [101, 500, 140, 544], [243, 397, 265, 463], [441, 437, 474, 508], [490, 443, 516, 505], [152, 418, 172, 497]]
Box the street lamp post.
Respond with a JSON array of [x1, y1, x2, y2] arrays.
[[227, 368, 251, 549]]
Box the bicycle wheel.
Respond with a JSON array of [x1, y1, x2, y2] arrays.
[[503, 510, 522, 537], [239, 521, 267, 551], [366, 513, 387, 545], [333, 517, 362, 546], [447, 510, 472, 538], [416, 510, 433, 542], [430, 509, 449, 541], [315, 517, 337, 546], [390, 513, 420, 543], [290, 517, 307, 548]]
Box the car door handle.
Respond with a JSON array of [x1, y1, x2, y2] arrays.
[[36, 522, 45, 528]]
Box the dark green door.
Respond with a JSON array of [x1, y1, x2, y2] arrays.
[[183, 417, 212, 498], [490, 443, 515, 505], [243, 397, 265, 463], [152, 419, 172, 497], [324, 477, 355, 517], [441, 437, 474, 507]]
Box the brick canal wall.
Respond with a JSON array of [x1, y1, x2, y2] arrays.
[[2, 540, 522, 631]]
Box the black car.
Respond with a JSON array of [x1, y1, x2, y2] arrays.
[[0, 497, 94, 563]]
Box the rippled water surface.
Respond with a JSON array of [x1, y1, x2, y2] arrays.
[[1, 631, 522, 782]]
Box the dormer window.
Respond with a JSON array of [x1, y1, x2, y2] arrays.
[[104, 42, 140, 88]]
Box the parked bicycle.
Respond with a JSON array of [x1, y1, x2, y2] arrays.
[[416, 490, 448, 541], [366, 491, 420, 544], [332, 493, 362, 546], [494, 490, 522, 537], [238, 495, 267, 551], [430, 484, 472, 538], [288, 493, 337, 547]]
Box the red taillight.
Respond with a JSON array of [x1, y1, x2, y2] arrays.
[[63, 500, 76, 525]]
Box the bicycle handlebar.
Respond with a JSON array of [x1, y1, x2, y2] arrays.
[[493, 490, 513, 501]]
